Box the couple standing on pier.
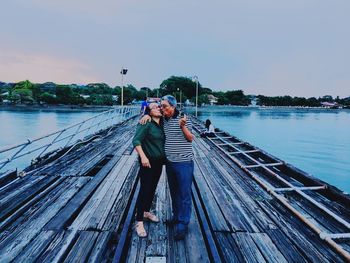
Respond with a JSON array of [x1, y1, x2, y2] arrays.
[[132, 95, 194, 240]]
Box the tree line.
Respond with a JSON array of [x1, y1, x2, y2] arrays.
[[257, 95, 350, 107], [0, 77, 349, 107]]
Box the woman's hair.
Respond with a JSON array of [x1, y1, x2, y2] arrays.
[[144, 102, 158, 116], [161, 95, 177, 107], [144, 104, 152, 115], [205, 119, 211, 129]]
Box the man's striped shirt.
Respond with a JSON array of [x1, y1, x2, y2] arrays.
[[164, 112, 193, 162]]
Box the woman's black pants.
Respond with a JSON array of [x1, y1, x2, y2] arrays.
[[136, 160, 163, 221]]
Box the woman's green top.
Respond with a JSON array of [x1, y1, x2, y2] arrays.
[[132, 119, 165, 161]]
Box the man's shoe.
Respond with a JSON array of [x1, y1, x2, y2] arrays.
[[174, 230, 186, 241], [165, 219, 178, 226]]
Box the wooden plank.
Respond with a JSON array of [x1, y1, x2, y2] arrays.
[[0, 177, 66, 232], [0, 176, 60, 222], [195, 156, 257, 232], [0, 175, 44, 204], [214, 232, 245, 262], [0, 170, 17, 188], [0, 177, 88, 262], [184, 200, 210, 262], [97, 153, 138, 231], [12, 230, 57, 263], [34, 230, 78, 262], [145, 169, 168, 257], [209, 155, 278, 232], [257, 199, 344, 262], [87, 231, 112, 263], [44, 153, 126, 230], [265, 229, 308, 263], [231, 232, 266, 263], [64, 230, 100, 263], [192, 159, 231, 232], [250, 232, 288, 263], [68, 154, 136, 231], [104, 160, 139, 232]]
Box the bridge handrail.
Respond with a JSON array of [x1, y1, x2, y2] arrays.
[[0, 106, 139, 172]]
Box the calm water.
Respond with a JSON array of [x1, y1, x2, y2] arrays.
[[187, 106, 350, 193], [1, 107, 349, 193], [0, 110, 100, 172]]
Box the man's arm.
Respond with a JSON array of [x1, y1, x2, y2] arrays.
[[139, 114, 151, 125], [179, 115, 194, 142]]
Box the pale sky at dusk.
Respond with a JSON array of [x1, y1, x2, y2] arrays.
[[1, 0, 349, 97]]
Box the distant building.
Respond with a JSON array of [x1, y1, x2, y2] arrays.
[[80, 95, 90, 100], [321, 101, 339, 108], [148, 97, 161, 103], [207, 94, 218, 105]]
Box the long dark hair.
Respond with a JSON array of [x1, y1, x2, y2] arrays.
[[205, 119, 211, 130]]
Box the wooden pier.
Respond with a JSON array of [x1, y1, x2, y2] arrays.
[[0, 116, 349, 262]]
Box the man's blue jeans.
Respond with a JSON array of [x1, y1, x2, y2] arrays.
[[166, 160, 194, 231]]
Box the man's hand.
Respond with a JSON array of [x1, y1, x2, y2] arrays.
[[179, 114, 187, 128], [139, 115, 151, 125]]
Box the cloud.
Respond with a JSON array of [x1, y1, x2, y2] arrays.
[[0, 47, 100, 84]]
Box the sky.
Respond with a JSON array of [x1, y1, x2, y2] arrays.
[[1, 0, 349, 97]]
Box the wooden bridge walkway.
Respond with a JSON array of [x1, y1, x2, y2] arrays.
[[0, 116, 349, 262]]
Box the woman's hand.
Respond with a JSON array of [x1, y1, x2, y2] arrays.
[[141, 156, 151, 168]]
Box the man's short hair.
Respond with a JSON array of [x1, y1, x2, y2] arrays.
[[161, 95, 177, 107]]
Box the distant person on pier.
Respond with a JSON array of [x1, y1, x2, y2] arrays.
[[132, 102, 165, 237], [200, 119, 215, 137], [140, 95, 194, 240], [140, 97, 148, 115]]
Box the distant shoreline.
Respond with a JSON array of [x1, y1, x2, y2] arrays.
[[0, 104, 113, 112]]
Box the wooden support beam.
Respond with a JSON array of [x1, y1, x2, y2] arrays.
[[274, 186, 326, 192]]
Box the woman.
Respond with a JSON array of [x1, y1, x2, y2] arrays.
[[132, 102, 165, 237], [201, 119, 215, 137]]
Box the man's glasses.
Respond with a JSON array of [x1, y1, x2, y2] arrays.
[[160, 104, 170, 109]]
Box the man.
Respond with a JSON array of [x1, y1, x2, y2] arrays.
[[140, 97, 148, 115], [141, 95, 194, 240]]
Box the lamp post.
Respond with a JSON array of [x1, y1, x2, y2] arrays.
[[193, 76, 198, 117], [177, 88, 182, 109], [120, 67, 128, 106]]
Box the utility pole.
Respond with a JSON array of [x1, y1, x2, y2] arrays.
[[120, 68, 128, 106], [193, 76, 199, 117]]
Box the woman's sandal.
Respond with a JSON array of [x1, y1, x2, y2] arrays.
[[144, 212, 159, 223], [135, 222, 147, 238]]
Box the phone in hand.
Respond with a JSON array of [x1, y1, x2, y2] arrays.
[[179, 112, 186, 118]]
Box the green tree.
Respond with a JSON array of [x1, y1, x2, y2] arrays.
[[86, 83, 112, 95], [197, 94, 210, 105], [160, 76, 203, 99], [40, 92, 57, 104], [56, 85, 73, 104], [214, 92, 230, 105], [13, 88, 34, 104], [86, 94, 113, 105]]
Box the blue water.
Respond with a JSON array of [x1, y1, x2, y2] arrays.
[[0, 110, 98, 147], [0, 110, 100, 172], [188, 106, 350, 193], [1, 107, 349, 193]]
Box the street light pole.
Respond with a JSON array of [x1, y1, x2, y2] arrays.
[[193, 76, 198, 117], [120, 67, 128, 106]]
